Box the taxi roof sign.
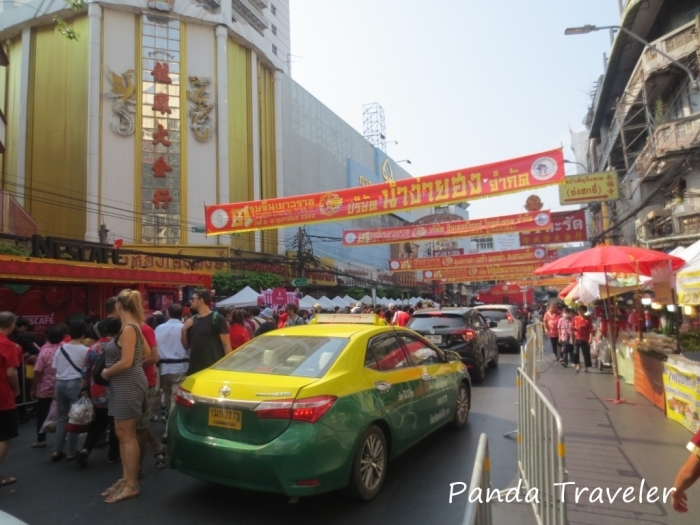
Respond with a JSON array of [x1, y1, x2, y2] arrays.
[[313, 314, 385, 325]]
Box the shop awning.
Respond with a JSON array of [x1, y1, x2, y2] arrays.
[[0, 255, 210, 287]]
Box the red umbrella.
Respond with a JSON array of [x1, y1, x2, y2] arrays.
[[558, 280, 578, 299], [534, 245, 685, 277], [534, 245, 684, 405]]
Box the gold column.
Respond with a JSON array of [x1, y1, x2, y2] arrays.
[[258, 63, 276, 254]]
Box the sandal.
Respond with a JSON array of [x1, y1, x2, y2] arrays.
[[30, 442, 47, 448], [0, 477, 17, 487], [154, 446, 166, 469], [104, 483, 140, 504], [101, 478, 124, 497]]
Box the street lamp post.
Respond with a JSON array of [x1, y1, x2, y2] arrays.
[[565, 25, 699, 91]]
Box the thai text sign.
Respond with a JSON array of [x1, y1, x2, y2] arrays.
[[663, 362, 700, 433], [421, 263, 545, 283], [519, 210, 587, 245], [205, 149, 564, 235], [343, 211, 551, 247], [559, 172, 619, 205], [388, 247, 554, 272]]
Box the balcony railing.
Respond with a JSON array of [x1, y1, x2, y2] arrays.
[[635, 112, 700, 180], [636, 198, 700, 244]]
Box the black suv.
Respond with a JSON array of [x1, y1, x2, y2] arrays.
[[406, 308, 498, 383]]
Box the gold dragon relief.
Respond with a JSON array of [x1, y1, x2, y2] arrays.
[[104, 68, 137, 137], [187, 76, 215, 142]]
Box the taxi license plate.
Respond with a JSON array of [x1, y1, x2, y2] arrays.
[[208, 407, 242, 430], [426, 335, 442, 344]]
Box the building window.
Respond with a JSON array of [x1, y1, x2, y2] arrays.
[[271, 24, 277, 36], [474, 237, 494, 251], [271, 3, 276, 15], [272, 44, 277, 56]]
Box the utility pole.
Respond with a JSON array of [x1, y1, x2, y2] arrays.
[[297, 227, 305, 278]]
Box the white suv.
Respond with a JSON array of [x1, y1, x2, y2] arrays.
[[474, 304, 523, 352]]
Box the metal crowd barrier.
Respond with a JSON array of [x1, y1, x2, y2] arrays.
[[16, 366, 36, 408], [516, 367, 567, 525], [462, 433, 493, 525], [521, 322, 545, 381]]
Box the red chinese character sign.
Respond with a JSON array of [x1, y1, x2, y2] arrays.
[[205, 148, 565, 235], [140, 17, 182, 243], [519, 210, 587, 245]]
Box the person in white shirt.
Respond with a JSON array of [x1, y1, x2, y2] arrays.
[[50, 320, 89, 461], [155, 303, 188, 440]]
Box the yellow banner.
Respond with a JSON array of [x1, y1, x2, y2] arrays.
[[663, 363, 700, 433], [559, 171, 619, 205]]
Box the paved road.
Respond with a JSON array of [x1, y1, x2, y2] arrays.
[[1, 353, 530, 525]]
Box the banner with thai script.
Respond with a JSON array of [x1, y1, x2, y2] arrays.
[[559, 172, 619, 205], [205, 148, 565, 235], [343, 211, 551, 247], [388, 246, 555, 272], [519, 209, 587, 245], [421, 262, 545, 283]]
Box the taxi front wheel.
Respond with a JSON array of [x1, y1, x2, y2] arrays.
[[451, 383, 470, 429], [345, 425, 387, 501]]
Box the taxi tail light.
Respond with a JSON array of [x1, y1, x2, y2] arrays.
[[291, 396, 337, 423], [450, 329, 475, 342], [175, 387, 195, 408], [255, 396, 337, 423], [507, 313, 515, 324]]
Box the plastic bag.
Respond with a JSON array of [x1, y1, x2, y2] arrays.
[[40, 400, 59, 434], [68, 396, 95, 426]]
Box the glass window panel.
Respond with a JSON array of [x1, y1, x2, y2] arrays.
[[168, 39, 179, 52], [168, 85, 179, 97], [169, 142, 180, 153], [169, 63, 180, 74], [168, 130, 180, 142], [142, 151, 155, 164], [168, 28, 180, 39], [142, 82, 155, 94], [143, 36, 155, 48], [143, 93, 154, 105], [155, 38, 168, 49], [142, 117, 155, 129], [157, 117, 169, 128], [143, 59, 154, 71], [142, 139, 154, 151], [170, 51, 180, 62], [168, 154, 180, 166], [168, 120, 180, 131], [144, 24, 155, 36], [155, 26, 168, 38], [169, 108, 180, 119]]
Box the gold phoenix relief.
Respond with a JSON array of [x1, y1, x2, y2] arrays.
[[104, 68, 137, 136], [187, 76, 215, 142]]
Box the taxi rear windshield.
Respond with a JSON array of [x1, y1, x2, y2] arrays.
[[213, 336, 349, 378]]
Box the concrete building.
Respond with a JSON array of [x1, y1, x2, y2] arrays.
[[581, 0, 700, 248]]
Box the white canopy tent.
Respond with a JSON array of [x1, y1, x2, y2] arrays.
[[216, 286, 261, 308], [343, 295, 358, 304], [331, 296, 349, 308], [359, 295, 374, 305], [317, 296, 335, 309], [298, 295, 317, 309]]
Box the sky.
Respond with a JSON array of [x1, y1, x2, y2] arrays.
[[289, 0, 622, 220]]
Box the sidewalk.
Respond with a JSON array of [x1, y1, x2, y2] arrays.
[[535, 348, 699, 525]]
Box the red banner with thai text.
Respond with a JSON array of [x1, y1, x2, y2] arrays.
[[205, 149, 564, 235], [519, 209, 587, 245], [343, 211, 551, 247], [388, 247, 555, 272], [421, 262, 545, 283]]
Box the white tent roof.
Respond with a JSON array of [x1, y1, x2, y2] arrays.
[[359, 295, 374, 305], [678, 239, 700, 268], [409, 297, 420, 305], [669, 246, 686, 257], [342, 295, 357, 304], [378, 297, 390, 306], [331, 296, 349, 308], [299, 295, 317, 309], [317, 296, 335, 309], [216, 286, 261, 308]]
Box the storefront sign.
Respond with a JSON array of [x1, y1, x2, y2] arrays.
[[120, 245, 229, 275], [388, 247, 554, 272], [559, 172, 619, 205], [422, 263, 544, 283], [663, 362, 700, 433], [32, 235, 125, 265], [433, 249, 464, 257], [519, 210, 587, 245], [343, 211, 551, 247], [206, 149, 564, 235]]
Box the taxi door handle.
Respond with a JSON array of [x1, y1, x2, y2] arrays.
[[421, 373, 433, 382], [374, 381, 391, 393]]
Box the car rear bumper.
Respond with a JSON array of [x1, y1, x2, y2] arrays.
[[167, 409, 353, 497]]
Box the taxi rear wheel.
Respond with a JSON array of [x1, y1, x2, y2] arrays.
[[346, 425, 387, 501], [451, 383, 470, 429]]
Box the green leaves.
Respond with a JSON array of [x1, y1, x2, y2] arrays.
[[213, 271, 283, 297], [53, 1, 88, 41]]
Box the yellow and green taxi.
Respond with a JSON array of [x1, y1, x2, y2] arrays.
[[167, 313, 471, 500]]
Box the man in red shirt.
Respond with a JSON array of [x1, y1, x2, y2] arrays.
[[543, 303, 562, 359], [392, 305, 411, 327], [572, 305, 593, 373], [672, 427, 700, 513], [0, 311, 21, 487]]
